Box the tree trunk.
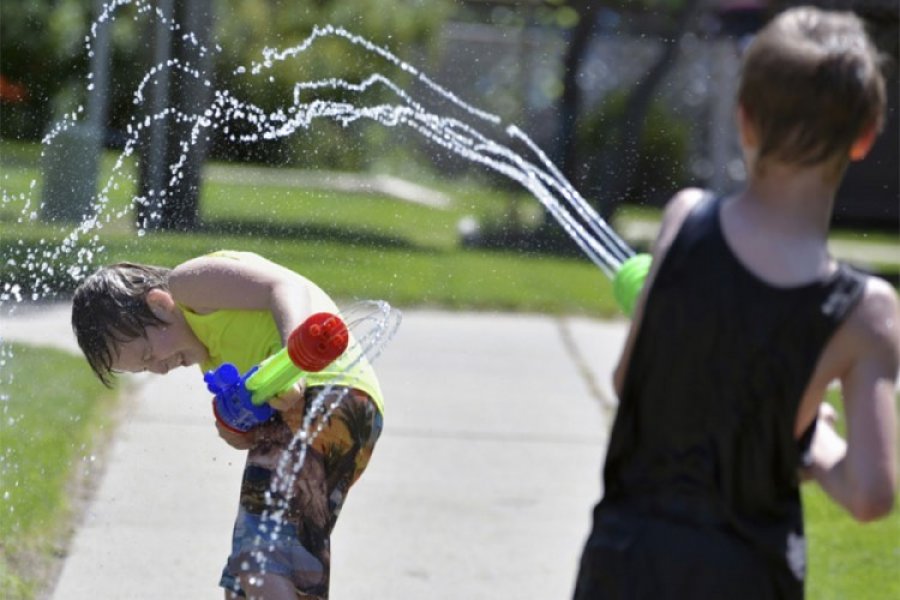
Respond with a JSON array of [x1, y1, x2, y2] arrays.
[[136, 0, 215, 232], [598, 0, 702, 216], [559, 2, 601, 185]]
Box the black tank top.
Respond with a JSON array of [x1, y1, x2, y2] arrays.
[[600, 195, 866, 592]]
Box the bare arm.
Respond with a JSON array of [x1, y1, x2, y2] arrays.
[[168, 252, 312, 345], [613, 188, 707, 395], [169, 253, 314, 428], [808, 278, 899, 521]]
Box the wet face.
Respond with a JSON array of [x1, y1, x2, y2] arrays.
[[110, 289, 209, 375]]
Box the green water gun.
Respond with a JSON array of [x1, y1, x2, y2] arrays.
[[612, 253, 652, 317], [204, 312, 349, 433]]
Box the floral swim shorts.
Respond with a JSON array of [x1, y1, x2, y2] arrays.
[[219, 386, 383, 599]]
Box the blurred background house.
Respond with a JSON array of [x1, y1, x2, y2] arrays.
[[441, 0, 897, 228]]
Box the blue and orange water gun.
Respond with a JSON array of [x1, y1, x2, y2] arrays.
[[204, 312, 349, 433]]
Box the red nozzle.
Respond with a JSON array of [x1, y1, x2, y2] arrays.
[[287, 312, 349, 372]]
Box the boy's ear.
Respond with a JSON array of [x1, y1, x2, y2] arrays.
[[146, 288, 176, 320], [849, 121, 878, 162], [736, 104, 758, 149]]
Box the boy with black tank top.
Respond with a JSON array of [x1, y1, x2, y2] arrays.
[[574, 7, 898, 599]]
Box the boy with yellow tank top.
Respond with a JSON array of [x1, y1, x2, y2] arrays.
[[72, 250, 383, 599]]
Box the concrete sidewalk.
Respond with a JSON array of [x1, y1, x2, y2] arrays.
[[1, 303, 627, 599]]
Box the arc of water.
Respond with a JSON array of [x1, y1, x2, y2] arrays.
[[16, 2, 636, 290], [2, 2, 650, 576], [285, 70, 634, 270], [255, 300, 402, 573], [240, 25, 636, 275], [216, 84, 630, 275]]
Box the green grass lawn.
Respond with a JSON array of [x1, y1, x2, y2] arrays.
[[802, 390, 900, 599], [0, 343, 117, 600], [805, 485, 900, 599], [2, 140, 896, 315], [1, 140, 614, 315]]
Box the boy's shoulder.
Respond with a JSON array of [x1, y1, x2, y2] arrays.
[[825, 271, 900, 377], [664, 187, 708, 219], [654, 187, 710, 253], [849, 275, 900, 347]]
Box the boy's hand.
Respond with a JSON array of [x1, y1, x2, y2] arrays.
[[818, 401, 838, 427], [213, 380, 307, 447], [268, 379, 306, 412], [215, 419, 256, 450], [269, 379, 307, 432], [799, 402, 842, 482], [799, 403, 847, 482]]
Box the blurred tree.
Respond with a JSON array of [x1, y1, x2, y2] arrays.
[[528, 0, 703, 251], [1, 0, 455, 231], [136, 0, 215, 232], [577, 92, 690, 211], [557, 0, 601, 187], [0, 0, 90, 140], [138, 0, 454, 230], [588, 0, 702, 216], [554, 1, 702, 194], [209, 0, 453, 164], [0, 0, 145, 141]]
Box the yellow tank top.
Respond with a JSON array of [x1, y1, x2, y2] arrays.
[[180, 251, 384, 413]]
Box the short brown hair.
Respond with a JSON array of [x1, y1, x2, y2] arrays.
[[71, 263, 171, 387], [738, 6, 886, 169]]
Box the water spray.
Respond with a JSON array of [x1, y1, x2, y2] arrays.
[[3, 2, 655, 315], [1, 4, 664, 582], [235, 24, 657, 313], [249, 299, 401, 574]]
